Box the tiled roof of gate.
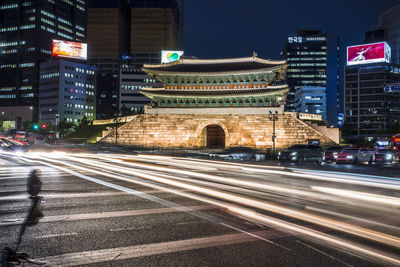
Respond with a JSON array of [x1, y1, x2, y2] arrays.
[[142, 57, 286, 74]]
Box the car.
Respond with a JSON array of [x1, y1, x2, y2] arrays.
[[323, 145, 348, 162], [336, 148, 374, 164], [374, 149, 400, 164], [210, 147, 265, 161], [277, 144, 323, 164]]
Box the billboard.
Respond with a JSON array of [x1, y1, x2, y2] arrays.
[[52, 40, 87, 60], [347, 42, 391, 66], [161, 50, 183, 64]]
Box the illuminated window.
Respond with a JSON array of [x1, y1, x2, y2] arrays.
[[57, 32, 73, 40], [0, 4, 18, 9], [76, 5, 85, 11], [58, 17, 72, 26], [20, 24, 35, 30], [20, 63, 35, 68], [0, 94, 16, 98], [0, 27, 18, 32], [58, 25, 73, 33], [41, 10, 55, 19], [0, 87, 16, 92], [41, 17, 55, 26]]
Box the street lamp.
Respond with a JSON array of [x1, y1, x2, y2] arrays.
[[114, 111, 121, 144], [269, 110, 279, 155]]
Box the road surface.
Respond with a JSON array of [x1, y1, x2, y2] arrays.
[[0, 150, 399, 266]]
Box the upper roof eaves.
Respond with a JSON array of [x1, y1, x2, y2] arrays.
[[142, 57, 287, 74]]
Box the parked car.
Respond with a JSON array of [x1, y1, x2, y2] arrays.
[[210, 147, 265, 161], [374, 149, 400, 164], [336, 148, 374, 164], [323, 145, 348, 162], [277, 144, 323, 164]]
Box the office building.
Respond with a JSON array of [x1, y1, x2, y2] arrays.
[[344, 63, 400, 139], [131, 0, 180, 53], [39, 59, 96, 125], [379, 3, 400, 65], [0, 0, 88, 123], [87, 0, 181, 119], [295, 86, 327, 120], [282, 30, 328, 112]]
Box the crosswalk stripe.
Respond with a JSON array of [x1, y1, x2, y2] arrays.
[[0, 190, 162, 201], [34, 229, 278, 266], [0, 205, 213, 226]]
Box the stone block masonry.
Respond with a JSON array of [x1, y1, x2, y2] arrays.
[[99, 111, 337, 149]]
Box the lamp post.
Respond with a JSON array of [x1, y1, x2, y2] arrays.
[[114, 111, 121, 144], [269, 110, 279, 155]]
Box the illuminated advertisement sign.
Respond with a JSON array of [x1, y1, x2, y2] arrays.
[[52, 40, 87, 60], [161, 50, 183, 64], [347, 42, 391, 66], [288, 36, 326, 43]]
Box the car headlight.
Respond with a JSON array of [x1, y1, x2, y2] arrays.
[[278, 152, 281, 156], [290, 152, 298, 156], [346, 155, 353, 159], [333, 155, 338, 159], [385, 154, 392, 159], [333, 152, 338, 156]]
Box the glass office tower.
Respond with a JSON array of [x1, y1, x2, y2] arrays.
[[282, 29, 328, 112], [0, 0, 87, 122]]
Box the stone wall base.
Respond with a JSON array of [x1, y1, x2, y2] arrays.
[[98, 113, 337, 149]]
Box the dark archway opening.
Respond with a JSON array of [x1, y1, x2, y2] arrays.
[[206, 125, 225, 148]]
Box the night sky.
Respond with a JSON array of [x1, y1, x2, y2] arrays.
[[184, 0, 399, 60]]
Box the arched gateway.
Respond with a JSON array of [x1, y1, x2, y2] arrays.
[[196, 121, 229, 148], [205, 125, 225, 148]]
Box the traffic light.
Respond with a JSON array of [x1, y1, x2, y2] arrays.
[[33, 124, 39, 130], [41, 123, 47, 129]]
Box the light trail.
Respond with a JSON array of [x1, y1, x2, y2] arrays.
[[311, 186, 400, 206], [22, 153, 400, 265], [25, 153, 400, 250]]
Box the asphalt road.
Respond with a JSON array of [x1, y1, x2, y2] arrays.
[[0, 148, 399, 266]]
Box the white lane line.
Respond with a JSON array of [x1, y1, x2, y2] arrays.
[[40, 232, 77, 239], [0, 191, 162, 201], [0, 205, 212, 226], [109, 226, 147, 232], [34, 230, 279, 266]]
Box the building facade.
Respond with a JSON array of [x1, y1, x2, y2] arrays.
[[119, 61, 161, 115], [344, 63, 400, 139], [0, 0, 87, 121], [295, 86, 327, 120], [87, 0, 181, 119], [39, 59, 96, 125], [282, 29, 328, 112], [379, 3, 400, 65]]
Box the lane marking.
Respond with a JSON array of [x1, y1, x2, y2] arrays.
[[34, 229, 282, 266], [0, 191, 163, 201], [0, 205, 212, 226], [40, 232, 77, 239]]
